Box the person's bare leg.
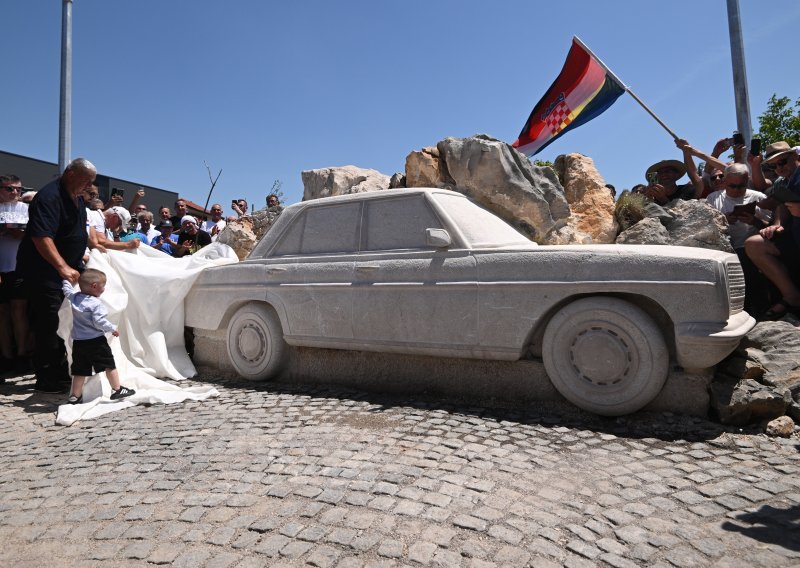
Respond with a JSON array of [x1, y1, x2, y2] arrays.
[[105, 368, 121, 390], [71, 376, 86, 398], [744, 235, 800, 306]]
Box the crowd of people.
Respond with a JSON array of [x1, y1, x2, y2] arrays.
[[0, 158, 282, 396], [626, 137, 800, 322]]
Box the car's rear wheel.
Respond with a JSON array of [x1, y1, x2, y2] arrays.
[[542, 297, 669, 416], [226, 303, 287, 381]]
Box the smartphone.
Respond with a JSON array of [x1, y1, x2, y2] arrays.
[[732, 202, 756, 216], [111, 187, 125, 198], [750, 138, 761, 156], [646, 172, 658, 185], [732, 131, 745, 146], [231, 200, 237, 207]]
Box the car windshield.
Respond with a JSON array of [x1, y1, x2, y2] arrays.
[[432, 193, 534, 248]]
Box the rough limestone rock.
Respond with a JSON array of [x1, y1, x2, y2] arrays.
[[663, 200, 733, 252], [766, 415, 795, 437], [616, 217, 671, 245], [405, 146, 450, 188], [710, 320, 800, 425], [249, 207, 284, 242], [553, 154, 618, 244], [615, 199, 732, 252], [217, 218, 257, 261], [389, 173, 406, 189], [709, 377, 788, 425], [301, 166, 390, 201], [436, 135, 571, 243]]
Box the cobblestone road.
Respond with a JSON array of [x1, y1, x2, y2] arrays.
[[2, 371, 799, 567]]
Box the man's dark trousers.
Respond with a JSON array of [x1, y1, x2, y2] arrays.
[[29, 284, 70, 389]]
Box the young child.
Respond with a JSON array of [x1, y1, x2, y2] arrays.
[[62, 268, 135, 404]]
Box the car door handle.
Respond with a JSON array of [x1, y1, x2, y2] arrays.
[[356, 265, 380, 271], [266, 266, 288, 274]]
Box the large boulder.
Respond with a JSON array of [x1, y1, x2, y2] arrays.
[[405, 146, 451, 188], [301, 166, 390, 201], [615, 198, 733, 252], [217, 218, 257, 261], [552, 154, 618, 244], [711, 319, 800, 424], [616, 217, 671, 245], [435, 135, 571, 243]]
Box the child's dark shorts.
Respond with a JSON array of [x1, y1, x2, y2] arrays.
[[71, 335, 116, 376]]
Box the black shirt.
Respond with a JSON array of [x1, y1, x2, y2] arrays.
[[177, 228, 211, 254], [17, 179, 87, 289]]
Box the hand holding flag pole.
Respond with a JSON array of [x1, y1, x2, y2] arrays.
[[513, 37, 679, 156]]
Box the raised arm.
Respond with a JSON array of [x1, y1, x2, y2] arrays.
[[676, 139, 704, 198]]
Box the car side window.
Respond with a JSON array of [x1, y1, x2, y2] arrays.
[[275, 202, 361, 255], [363, 195, 444, 251]]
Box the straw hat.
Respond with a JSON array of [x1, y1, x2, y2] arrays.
[[645, 159, 686, 181]]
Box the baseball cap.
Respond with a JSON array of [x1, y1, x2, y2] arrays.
[[108, 206, 131, 225]]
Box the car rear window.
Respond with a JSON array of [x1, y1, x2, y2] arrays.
[[432, 193, 533, 248]]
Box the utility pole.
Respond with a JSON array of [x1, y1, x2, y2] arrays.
[[726, 0, 753, 144], [59, 0, 73, 172]]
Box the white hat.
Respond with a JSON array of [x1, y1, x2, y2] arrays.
[[180, 215, 198, 226], [107, 206, 131, 225]]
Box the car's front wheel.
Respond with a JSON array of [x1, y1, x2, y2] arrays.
[[542, 297, 669, 416], [226, 303, 287, 381]]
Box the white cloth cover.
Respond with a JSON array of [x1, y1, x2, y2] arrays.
[[56, 243, 238, 426]]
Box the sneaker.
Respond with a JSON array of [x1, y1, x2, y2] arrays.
[[110, 386, 135, 400], [68, 394, 82, 404]]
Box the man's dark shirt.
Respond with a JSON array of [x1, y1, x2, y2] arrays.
[[17, 179, 87, 289], [177, 228, 211, 253], [170, 215, 184, 229]]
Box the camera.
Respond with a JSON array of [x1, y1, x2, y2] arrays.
[[111, 187, 125, 198], [646, 172, 658, 185], [750, 138, 762, 156], [732, 131, 745, 146]]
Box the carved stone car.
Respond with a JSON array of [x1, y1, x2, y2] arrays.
[[186, 188, 755, 416]]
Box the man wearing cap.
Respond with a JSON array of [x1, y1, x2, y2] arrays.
[[744, 141, 800, 320], [151, 219, 178, 255], [640, 158, 698, 205], [174, 215, 211, 258], [16, 158, 94, 392], [89, 207, 140, 251]]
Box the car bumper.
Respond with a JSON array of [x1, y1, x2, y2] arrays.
[[674, 311, 756, 369]]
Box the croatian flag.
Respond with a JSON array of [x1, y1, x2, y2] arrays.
[[513, 38, 625, 156]]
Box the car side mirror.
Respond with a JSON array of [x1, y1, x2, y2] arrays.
[[426, 228, 451, 248]]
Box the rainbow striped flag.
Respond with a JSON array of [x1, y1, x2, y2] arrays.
[[513, 38, 625, 156]]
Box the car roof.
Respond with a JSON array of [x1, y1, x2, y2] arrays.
[[289, 187, 463, 211]]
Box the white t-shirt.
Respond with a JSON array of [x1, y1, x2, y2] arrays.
[[0, 201, 29, 273], [200, 219, 226, 242], [706, 189, 767, 249]]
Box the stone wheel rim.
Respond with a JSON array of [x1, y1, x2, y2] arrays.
[[568, 324, 636, 388], [236, 320, 271, 365]]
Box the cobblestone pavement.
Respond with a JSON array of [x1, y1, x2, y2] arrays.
[[2, 371, 799, 568]]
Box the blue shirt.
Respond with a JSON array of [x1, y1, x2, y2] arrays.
[[62, 280, 116, 340]]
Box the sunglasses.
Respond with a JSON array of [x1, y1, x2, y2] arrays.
[[773, 158, 790, 168], [710, 174, 724, 180], [726, 183, 747, 190], [1, 186, 20, 193]]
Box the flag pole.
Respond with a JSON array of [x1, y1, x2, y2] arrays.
[[573, 36, 680, 140]]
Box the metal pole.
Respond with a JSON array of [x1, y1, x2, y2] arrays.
[[726, 0, 753, 144], [58, 0, 73, 172]]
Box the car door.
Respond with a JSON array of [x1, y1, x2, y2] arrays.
[[353, 194, 478, 353], [266, 201, 360, 343]]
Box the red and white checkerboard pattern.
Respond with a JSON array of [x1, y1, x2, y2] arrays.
[[544, 100, 573, 135]]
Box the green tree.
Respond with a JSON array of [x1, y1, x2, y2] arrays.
[[755, 94, 800, 147]]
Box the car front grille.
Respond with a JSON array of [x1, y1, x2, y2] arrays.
[[726, 261, 745, 314]]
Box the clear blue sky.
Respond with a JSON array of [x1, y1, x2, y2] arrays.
[[2, 1, 799, 211]]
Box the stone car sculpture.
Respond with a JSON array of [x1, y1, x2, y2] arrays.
[[185, 188, 755, 416]]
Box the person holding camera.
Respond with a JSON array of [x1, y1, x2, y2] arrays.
[[639, 158, 697, 205], [231, 198, 248, 218]]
